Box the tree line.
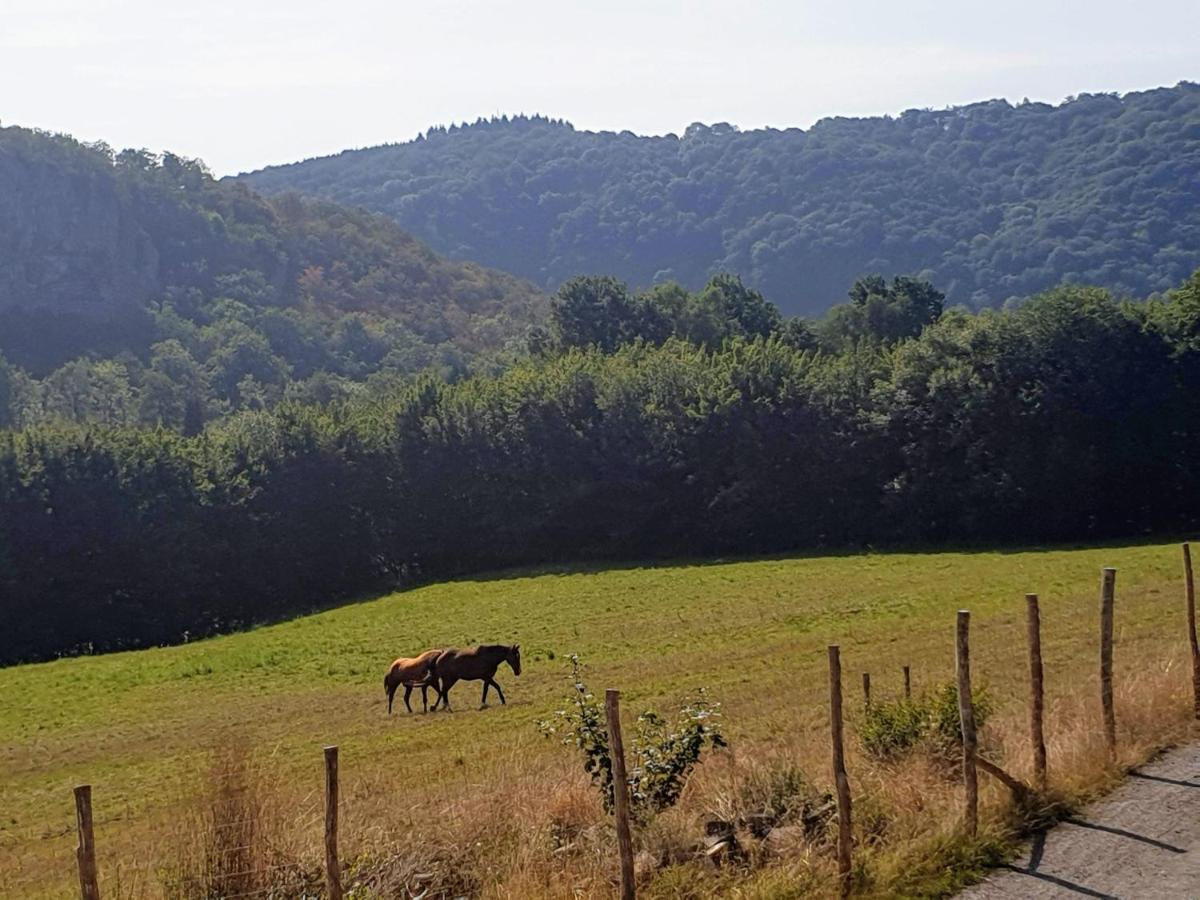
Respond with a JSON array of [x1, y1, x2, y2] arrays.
[[4, 271, 1199, 664], [0, 268, 932, 431]]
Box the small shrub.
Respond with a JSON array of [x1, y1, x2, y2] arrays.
[[860, 699, 926, 759], [537, 655, 614, 808], [537, 655, 726, 821], [928, 681, 993, 755], [860, 681, 992, 761]]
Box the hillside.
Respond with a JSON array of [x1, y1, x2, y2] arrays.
[[0, 125, 546, 418], [0, 541, 1192, 898], [241, 84, 1200, 315]]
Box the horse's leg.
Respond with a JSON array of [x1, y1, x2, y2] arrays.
[[481, 680, 490, 707], [403, 684, 414, 714], [437, 677, 457, 711], [490, 678, 506, 705], [420, 683, 429, 714]]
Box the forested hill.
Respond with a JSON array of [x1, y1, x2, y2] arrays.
[[0, 125, 546, 382], [241, 84, 1200, 315]]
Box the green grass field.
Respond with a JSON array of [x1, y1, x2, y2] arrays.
[[1, 539, 1194, 897]]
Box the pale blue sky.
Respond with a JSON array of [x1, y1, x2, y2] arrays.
[[1, 0, 1196, 175]]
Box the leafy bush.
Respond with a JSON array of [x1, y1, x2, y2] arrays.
[[860, 699, 928, 759], [928, 682, 993, 753], [537, 655, 726, 821], [860, 681, 992, 760]]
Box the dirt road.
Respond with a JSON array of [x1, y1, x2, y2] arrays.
[[961, 744, 1200, 898]]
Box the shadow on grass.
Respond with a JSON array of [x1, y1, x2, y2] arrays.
[[451, 530, 1197, 588]]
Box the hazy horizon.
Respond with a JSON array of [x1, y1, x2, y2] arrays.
[[3, 0, 1198, 176]]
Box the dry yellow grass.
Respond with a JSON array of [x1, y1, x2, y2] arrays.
[[1, 539, 1197, 897]]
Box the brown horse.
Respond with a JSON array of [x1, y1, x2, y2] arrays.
[[431, 644, 521, 711], [384, 650, 441, 714]]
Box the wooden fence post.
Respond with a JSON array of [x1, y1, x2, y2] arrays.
[[1185, 544, 1200, 720], [862, 672, 871, 709], [903, 665, 911, 701], [1026, 594, 1047, 791], [74, 784, 100, 900], [956, 611, 978, 837], [828, 646, 852, 897], [605, 690, 635, 900], [324, 746, 342, 900], [1100, 569, 1117, 761]]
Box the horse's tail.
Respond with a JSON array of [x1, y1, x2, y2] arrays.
[[384, 665, 398, 713]]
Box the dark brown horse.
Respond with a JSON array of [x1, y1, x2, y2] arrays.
[[431, 644, 521, 711], [384, 650, 441, 714]]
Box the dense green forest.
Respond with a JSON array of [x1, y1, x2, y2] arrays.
[[4, 268, 1200, 664], [242, 84, 1200, 315], [0, 126, 545, 430]]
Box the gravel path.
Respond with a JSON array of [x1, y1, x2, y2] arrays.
[[960, 744, 1200, 899]]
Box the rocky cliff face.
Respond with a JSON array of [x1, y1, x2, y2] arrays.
[[0, 129, 161, 314]]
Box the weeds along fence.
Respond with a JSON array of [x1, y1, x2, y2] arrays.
[[824, 547, 1200, 897], [59, 744, 327, 900], [57, 543, 1200, 899]]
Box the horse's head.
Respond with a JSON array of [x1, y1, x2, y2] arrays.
[[507, 644, 522, 676]]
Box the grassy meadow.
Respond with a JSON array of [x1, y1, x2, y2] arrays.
[[2, 539, 1198, 898]]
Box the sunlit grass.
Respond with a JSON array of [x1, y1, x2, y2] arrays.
[[0, 539, 1195, 897]]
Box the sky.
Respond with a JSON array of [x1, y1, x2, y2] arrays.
[[1, 0, 1197, 176]]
